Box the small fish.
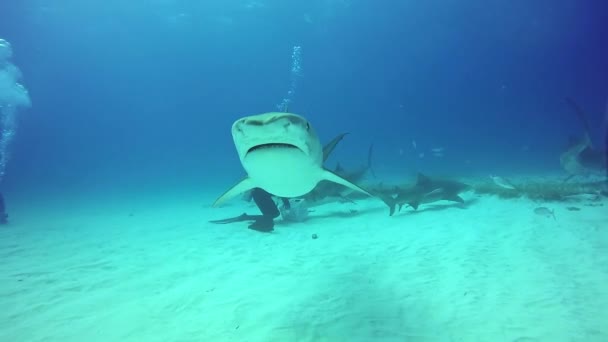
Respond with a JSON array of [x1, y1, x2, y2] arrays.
[[412, 140, 417, 149], [490, 175, 517, 190], [534, 207, 556, 220], [431, 147, 444, 153]]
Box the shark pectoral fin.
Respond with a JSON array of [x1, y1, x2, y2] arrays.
[[424, 188, 444, 197], [321, 169, 372, 197], [212, 177, 256, 207], [444, 194, 465, 204]]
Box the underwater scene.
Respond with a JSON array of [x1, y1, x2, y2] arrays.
[[1, 1, 607, 341]]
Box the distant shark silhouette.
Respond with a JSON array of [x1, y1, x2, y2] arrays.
[[374, 173, 470, 216], [560, 98, 607, 182]]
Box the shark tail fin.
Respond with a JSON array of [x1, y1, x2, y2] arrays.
[[370, 190, 397, 216], [565, 98, 593, 145]]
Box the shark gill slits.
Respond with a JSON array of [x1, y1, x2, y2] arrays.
[[248, 143, 298, 154]]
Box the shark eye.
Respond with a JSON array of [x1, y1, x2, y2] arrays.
[[306, 122, 310, 131]]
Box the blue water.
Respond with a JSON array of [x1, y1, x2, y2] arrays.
[[2, 2, 608, 340], [1, 0, 607, 196]]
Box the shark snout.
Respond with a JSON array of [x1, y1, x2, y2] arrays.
[[237, 114, 285, 128], [234, 115, 309, 136]]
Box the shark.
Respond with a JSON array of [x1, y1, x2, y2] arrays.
[[212, 112, 372, 207], [209, 132, 349, 231], [303, 142, 376, 203], [374, 173, 470, 216], [560, 98, 607, 181]]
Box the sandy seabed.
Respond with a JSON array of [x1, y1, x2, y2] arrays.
[[1, 188, 607, 342]]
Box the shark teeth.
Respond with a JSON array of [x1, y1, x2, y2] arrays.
[[247, 143, 298, 154]]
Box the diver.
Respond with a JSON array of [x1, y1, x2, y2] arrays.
[[209, 188, 289, 232]]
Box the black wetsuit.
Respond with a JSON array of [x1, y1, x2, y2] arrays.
[[209, 188, 289, 232]]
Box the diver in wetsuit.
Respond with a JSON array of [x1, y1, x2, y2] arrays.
[[209, 188, 290, 232]]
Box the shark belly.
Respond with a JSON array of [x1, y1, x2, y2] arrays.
[[243, 148, 322, 198]]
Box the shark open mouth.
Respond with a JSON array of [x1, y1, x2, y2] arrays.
[[247, 143, 300, 154]]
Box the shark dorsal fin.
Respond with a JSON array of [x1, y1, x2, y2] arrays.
[[416, 173, 432, 187], [322, 133, 349, 163]]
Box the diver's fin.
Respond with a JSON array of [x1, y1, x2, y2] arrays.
[[213, 177, 256, 207], [321, 169, 372, 197], [209, 213, 263, 224], [209, 213, 274, 232], [247, 217, 275, 232]]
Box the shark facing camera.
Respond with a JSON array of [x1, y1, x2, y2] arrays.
[[213, 112, 371, 207], [231, 113, 322, 197]]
